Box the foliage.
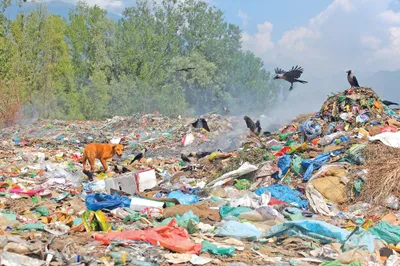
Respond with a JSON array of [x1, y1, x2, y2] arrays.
[[0, 0, 279, 125]]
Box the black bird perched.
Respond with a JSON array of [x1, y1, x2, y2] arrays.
[[191, 117, 210, 132], [346, 70, 360, 88], [274, 65, 308, 91], [129, 148, 147, 164], [181, 153, 191, 163], [177, 67, 195, 72], [382, 100, 399, 107], [244, 116, 262, 135]]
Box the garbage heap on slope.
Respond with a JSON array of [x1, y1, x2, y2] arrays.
[[0, 87, 400, 265]]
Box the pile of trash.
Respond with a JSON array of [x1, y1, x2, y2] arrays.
[[1, 87, 400, 265]]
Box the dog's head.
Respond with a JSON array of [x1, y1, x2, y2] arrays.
[[113, 144, 124, 157]]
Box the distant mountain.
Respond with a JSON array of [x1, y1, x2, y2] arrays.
[[4, 0, 122, 21]]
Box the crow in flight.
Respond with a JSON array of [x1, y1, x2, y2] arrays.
[[274, 65, 308, 91]]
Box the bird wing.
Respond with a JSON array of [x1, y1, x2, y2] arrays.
[[352, 75, 360, 87], [202, 119, 210, 132], [283, 65, 304, 79], [191, 119, 200, 129], [244, 116, 256, 132], [274, 67, 286, 74]]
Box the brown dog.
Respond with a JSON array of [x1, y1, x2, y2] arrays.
[[82, 143, 124, 172]]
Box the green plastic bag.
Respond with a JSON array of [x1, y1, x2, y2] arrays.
[[154, 211, 200, 234], [220, 206, 252, 220], [19, 222, 45, 231], [201, 240, 235, 256], [35, 206, 50, 216], [235, 179, 251, 190], [320, 261, 361, 266], [279, 133, 293, 141], [369, 221, 400, 245], [291, 154, 303, 175]]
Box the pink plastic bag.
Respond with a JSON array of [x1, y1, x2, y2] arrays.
[[380, 126, 397, 133], [95, 220, 201, 254]]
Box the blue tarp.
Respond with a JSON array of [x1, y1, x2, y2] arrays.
[[167, 190, 199, 205], [254, 184, 308, 208], [85, 193, 131, 211], [263, 220, 378, 252]]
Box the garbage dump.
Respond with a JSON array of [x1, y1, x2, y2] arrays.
[[1, 87, 400, 265]]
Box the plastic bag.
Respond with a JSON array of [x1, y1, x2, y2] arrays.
[[168, 190, 199, 205], [220, 206, 253, 220], [255, 184, 308, 208], [318, 132, 350, 146], [155, 211, 200, 234], [95, 220, 202, 254], [291, 154, 303, 175], [273, 154, 291, 179], [302, 152, 331, 181], [302, 119, 322, 140], [369, 131, 400, 148], [207, 162, 258, 188], [82, 210, 111, 232], [214, 220, 262, 239], [344, 144, 366, 165], [234, 179, 250, 190], [85, 193, 131, 211], [201, 240, 235, 256], [263, 220, 378, 252], [369, 221, 400, 245]]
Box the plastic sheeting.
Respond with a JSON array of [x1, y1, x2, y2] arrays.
[[302, 152, 332, 181], [263, 220, 379, 252], [168, 190, 199, 205], [255, 184, 308, 208], [369, 221, 400, 245], [95, 220, 202, 254], [214, 220, 262, 239], [369, 131, 400, 148], [85, 193, 131, 211]]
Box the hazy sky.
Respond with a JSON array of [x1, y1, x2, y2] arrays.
[[45, 0, 400, 76]]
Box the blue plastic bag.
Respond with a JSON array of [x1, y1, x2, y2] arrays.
[[302, 119, 322, 140], [254, 184, 308, 208], [168, 190, 199, 205], [215, 220, 262, 239], [263, 220, 378, 252], [302, 152, 331, 181], [85, 193, 131, 211], [273, 155, 291, 179]]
